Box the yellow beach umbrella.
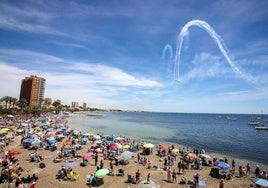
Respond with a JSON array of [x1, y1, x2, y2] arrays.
[[172, 148, 179, 153], [123, 144, 130, 149], [34, 127, 41, 130], [1, 128, 9, 133]]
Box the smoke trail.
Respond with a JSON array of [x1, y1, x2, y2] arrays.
[[174, 19, 256, 85], [162, 44, 173, 61], [162, 44, 174, 74]]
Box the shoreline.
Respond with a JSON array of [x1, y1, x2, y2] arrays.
[[68, 112, 268, 171], [0, 112, 265, 188]]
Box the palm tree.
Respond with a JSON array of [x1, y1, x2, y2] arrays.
[[0, 96, 11, 109], [43, 98, 52, 108], [11, 97, 18, 108]]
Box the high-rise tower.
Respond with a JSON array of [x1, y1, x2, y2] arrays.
[[19, 75, 46, 106]]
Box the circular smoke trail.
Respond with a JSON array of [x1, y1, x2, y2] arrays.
[[174, 19, 256, 85]]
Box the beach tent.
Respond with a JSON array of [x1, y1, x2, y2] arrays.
[[252, 178, 268, 187]]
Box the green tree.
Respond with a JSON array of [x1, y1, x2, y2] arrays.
[[52, 100, 62, 114], [18, 98, 28, 110]]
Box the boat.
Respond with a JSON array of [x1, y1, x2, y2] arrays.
[[248, 121, 260, 126], [255, 126, 268, 130]]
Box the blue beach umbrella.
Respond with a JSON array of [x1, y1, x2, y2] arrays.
[[64, 147, 74, 152], [64, 161, 78, 168], [214, 161, 230, 169], [47, 137, 57, 144], [81, 137, 88, 142], [252, 178, 268, 187], [31, 139, 41, 145], [24, 138, 34, 143]]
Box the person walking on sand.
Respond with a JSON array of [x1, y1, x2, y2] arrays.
[[232, 160, 235, 172], [219, 179, 224, 188], [147, 173, 151, 184], [246, 163, 251, 175], [136, 169, 141, 184], [167, 167, 172, 182], [94, 153, 98, 166], [172, 169, 177, 183]]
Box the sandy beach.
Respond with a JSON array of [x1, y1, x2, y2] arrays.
[[0, 113, 264, 188]]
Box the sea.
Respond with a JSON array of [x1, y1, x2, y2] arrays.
[[67, 112, 268, 169]]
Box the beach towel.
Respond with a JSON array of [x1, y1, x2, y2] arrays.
[[199, 180, 206, 186]]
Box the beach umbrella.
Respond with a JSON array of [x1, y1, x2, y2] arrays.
[[116, 143, 122, 149], [82, 133, 92, 136], [65, 141, 72, 146], [47, 137, 57, 144], [172, 148, 179, 153], [8, 150, 22, 155], [94, 140, 102, 144], [108, 141, 115, 145], [120, 151, 134, 160], [81, 137, 88, 142], [93, 135, 101, 140], [110, 144, 118, 149], [252, 178, 268, 187], [115, 136, 125, 141], [214, 161, 230, 169], [109, 149, 117, 153], [188, 153, 197, 158], [24, 138, 34, 143], [1, 128, 9, 133], [34, 127, 41, 131], [64, 147, 74, 152], [123, 144, 130, 149], [201, 154, 211, 159], [31, 139, 41, 145], [95, 169, 110, 177], [129, 148, 137, 152], [95, 148, 101, 152], [64, 161, 78, 168], [160, 145, 169, 150], [83, 152, 94, 160], [143, 143, 154, 148]]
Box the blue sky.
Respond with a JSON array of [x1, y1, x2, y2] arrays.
[[0, 0, 268, 114]]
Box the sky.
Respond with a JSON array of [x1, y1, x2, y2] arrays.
[[0, 0, 268, 114]]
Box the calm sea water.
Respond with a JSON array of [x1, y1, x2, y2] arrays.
[[68, 112, 268, 168]]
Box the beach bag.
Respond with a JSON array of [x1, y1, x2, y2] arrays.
[[39, 163, 46, 169]]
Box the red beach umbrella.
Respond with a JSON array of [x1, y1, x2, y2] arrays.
[[83, 152, 94, 160], [160, 145, 169, 150], [110, 144, 118, 149]]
